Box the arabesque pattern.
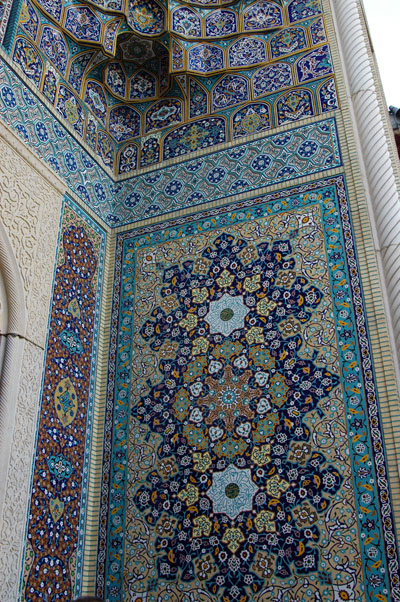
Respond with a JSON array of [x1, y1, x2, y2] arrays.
[[0, 58, 341, 226], [3, 0, 400, 601]]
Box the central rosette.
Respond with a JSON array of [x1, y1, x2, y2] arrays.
[[207, 465, 258, 519], [200, 365, 259, 431], [136, 230, 342, 596], [205, 293, 249, 336]]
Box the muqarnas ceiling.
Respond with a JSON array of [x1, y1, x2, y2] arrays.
[[9, 0, 338, 174]]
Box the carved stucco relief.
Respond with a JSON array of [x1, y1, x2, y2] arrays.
[[0, 122, 64, 601], [0, 341, 45, 601], [0, 123, 65, 347]]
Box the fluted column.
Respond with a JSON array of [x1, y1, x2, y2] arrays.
[[331, 0, 400, 372]]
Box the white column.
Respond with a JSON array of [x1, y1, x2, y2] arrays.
[[331, 0, 400, 374]]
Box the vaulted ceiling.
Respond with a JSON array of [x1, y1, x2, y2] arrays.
[[9, 0, 336, 174]]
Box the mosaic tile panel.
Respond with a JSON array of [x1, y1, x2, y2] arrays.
[[0, 58, 115, 219], [114, 118, 341, 223], [0, 56, 341, 228], [98, 176, 400, 602], [20, 199, 106, 601]]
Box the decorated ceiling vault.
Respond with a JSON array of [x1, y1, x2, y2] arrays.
[[7, 0, 336, 173], [1, 1, 400, 602]]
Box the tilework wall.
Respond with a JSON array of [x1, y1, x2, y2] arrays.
[[98, 175, 400, 602], [0, 1, 400, 601], [19, 199, 106, 602]]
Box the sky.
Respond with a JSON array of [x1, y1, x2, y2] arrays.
[[362, 0, 400, 106]]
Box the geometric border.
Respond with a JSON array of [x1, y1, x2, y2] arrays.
[[70, 195, 106, 596]]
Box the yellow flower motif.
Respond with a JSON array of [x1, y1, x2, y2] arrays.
[[193, 451, 212, 473], [133, 6, 156, 27], [156, 514, 178, 536], [192, 287, 209, 304], [68, 298, 80, 318], [251, 444, 271, 467], [256, 297, 277, 317], [254, 510, 276, 533], [288, 442, 311, 465], [192, 336, 209, 356], [20, 2, 30, 23], [159, 340, 179, 360], [279, 315, 302, 337], [183, 424, 208, 449], [293, 501, 318, 526], [238, 244, 258, 265], [178, 483, 199, 506], [246, 326, 264, 344], [54, 377, 78, 428], [216, 269, 235, 288], [182, 124, 208, 150], [194, 554, 218, 581], [222, 528, 245, 553], [173, 388, 191, 421], [193, 257, 212, 274], [65, 98, 78, 125], [254, 552, 274, 578], [49, 497, 64, 523], [158, 456, 178, 480], [179, 312, 198, 331], [253, 414, 279, 442], [265, 475, 290, 499], [161, 294, 179, 313], [270, 372, 289, 408], [241, 113, 261, 133], [243, 274, 261, 293], [275, 269, 296, 288], [193, 515, 212, 538]]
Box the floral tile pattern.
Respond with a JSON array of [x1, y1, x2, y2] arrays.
[[19, 199, 106, 602], [2, 1, 400, 601], [113, 118, 341, 223], [0, 58, 115, 218], [97, 175, 400, 602]]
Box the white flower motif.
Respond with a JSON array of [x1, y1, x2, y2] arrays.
[[207, 465, 258, 519], [205, 293, 249, 336]]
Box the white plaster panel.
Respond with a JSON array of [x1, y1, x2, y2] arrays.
[[0, 122, 64, 348], [0, 340, 44, 602], [0, 334, 24, 520], [0, 119, 65, 601]]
